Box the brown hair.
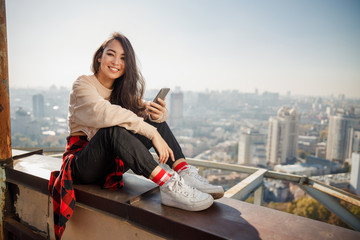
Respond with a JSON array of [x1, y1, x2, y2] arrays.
[[92, 32, 147, 118]]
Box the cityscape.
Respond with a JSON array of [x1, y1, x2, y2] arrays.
[[3, 0, 360, 238], [9, 85, 360, 228]]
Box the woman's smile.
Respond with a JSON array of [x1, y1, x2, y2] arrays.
[[96, 39, 126, 88], [109, 66, 120, 73]]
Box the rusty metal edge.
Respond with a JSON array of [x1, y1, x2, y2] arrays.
[[3, 216, 47, 240], [5, 167, 49, 195], [12, 149, 44, 160]]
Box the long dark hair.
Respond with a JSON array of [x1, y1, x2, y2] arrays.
[[92, 32, 147, 118]]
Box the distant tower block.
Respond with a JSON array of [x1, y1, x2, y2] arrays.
[[238, 128, 266, 166], [326, 111, 360, 164], [266, 107, 299, 165], [170, 87, 183, 126], [32, 94, 45, 119], [350, 153, 360, 196]]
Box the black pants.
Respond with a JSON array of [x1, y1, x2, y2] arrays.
[[71, 121, 185, 184]]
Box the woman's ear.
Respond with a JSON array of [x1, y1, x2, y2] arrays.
[[97, 52, 102, 63]]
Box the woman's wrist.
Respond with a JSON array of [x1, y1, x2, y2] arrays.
[[149, 112, 163, 122], [150, 130, 159, 141]]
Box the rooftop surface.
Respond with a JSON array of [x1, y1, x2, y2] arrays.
[[5, 149, 360, 239]]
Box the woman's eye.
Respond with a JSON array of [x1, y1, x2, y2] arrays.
[[107, 53, 114, 56]]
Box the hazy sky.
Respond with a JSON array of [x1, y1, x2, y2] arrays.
[[6, 0, 360, 97]]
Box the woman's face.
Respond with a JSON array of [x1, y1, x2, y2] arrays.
[[98, 40, 126, 83]]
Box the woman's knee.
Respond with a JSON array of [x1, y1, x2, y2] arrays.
[[101, 126, 131, 139], [101, 126, 149, 151]]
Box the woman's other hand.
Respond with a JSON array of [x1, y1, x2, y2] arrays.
[[146, 98, 166, 120], [151, 131, 175, 164]]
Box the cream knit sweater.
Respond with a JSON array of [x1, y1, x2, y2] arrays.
[[68, 75, 167, 140]]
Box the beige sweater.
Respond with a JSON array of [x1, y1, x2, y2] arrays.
[[68, 75, 167, 140]]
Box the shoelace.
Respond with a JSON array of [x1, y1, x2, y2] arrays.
[[170, 175, 197, 198], [188, 166, 210, 184]]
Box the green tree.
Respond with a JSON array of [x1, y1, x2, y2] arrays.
[[12, 133, 37, 148], [292, 197, 320, 219], [285, 196, 360, 230]]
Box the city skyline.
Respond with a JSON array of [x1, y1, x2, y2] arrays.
[[6, 0, 360, 98]]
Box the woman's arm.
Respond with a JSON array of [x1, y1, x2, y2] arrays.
[[71, 77, 156, 140]]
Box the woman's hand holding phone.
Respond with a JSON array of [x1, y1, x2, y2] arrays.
[[147, 98, 166, 120], [146, 88, 169, 120]]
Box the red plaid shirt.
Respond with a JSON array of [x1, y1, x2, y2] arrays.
[[48, 136, 124, 240]]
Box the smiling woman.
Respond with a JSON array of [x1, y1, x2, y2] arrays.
[[48, 32, 224, 240], [91, 33, 147, 119], [95, 40, 126, 88]]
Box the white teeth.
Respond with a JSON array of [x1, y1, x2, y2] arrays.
[[109, 67, 119, 72]]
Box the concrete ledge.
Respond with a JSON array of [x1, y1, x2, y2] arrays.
[[5, 149, 360, 240]]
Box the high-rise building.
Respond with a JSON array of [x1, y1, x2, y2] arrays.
[[315, 142, 327, 159], [198, 92, 211, 107], [238, 128, 266, 166], [326, 111, 360, 164], [12, 107, 31, 134], [350, 153, 360, 196], [348, 128, 360, 159], [266, 107, 299, 165], [169, 87, 183, 126], [32, 94, 45, 119]]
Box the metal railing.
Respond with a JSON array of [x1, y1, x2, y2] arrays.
[[185, 157, 360, 231]]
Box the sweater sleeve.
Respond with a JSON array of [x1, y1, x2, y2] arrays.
[[72, 78, 157, 140]]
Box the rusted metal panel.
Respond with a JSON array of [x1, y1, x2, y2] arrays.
[[3, 217, 47, 240], [0, 168, 5, 239], [0, 0, 12, 164], [0, 0, 10, 238]]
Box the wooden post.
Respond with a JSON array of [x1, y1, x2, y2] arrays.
[[0, 0, 12, 165], [1, 0, 11, 238]]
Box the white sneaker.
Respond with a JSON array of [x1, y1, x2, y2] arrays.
[[179, 166, 224, 199], [160, 173, 214, 211]]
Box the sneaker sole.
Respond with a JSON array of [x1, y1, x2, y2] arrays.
[[199, 189, 224, 200], [162, 195, 214, 211], [210, 192, 224, 200]]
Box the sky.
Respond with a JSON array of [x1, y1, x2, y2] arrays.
[[5, 0, 360, 98]]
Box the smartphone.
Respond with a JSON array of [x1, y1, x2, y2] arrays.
[[153, 88, 170, 104]]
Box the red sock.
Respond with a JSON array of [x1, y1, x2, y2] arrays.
[[152, 168, 172, 186], [174, 161, 189, 174]]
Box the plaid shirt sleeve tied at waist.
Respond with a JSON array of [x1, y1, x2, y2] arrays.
[[48, 136, 125, 240]]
